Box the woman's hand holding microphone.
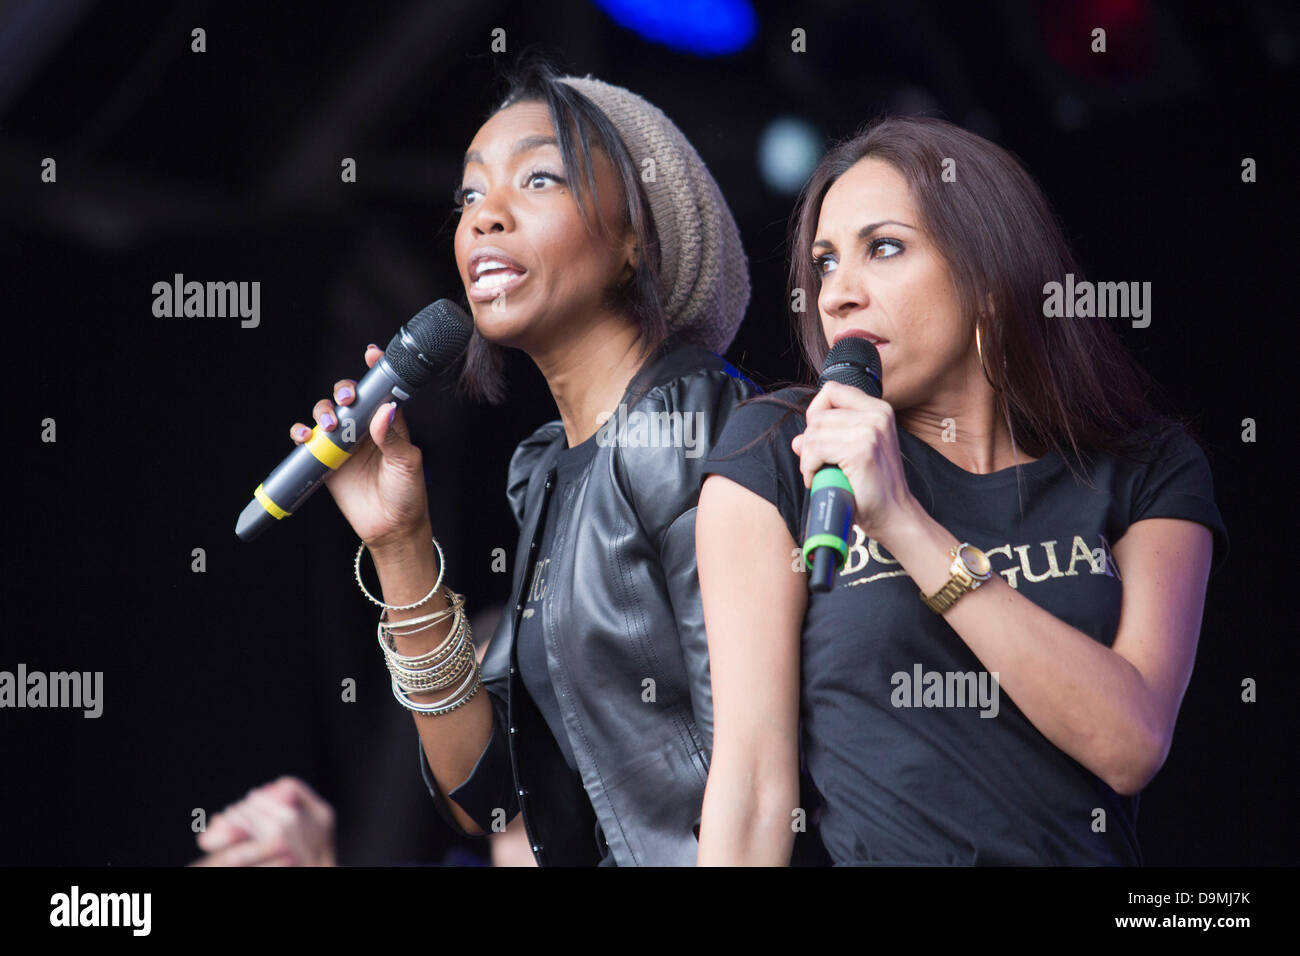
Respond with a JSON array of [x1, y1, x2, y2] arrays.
[[790, 381, 921, 549], [288, 344, 432, 557]]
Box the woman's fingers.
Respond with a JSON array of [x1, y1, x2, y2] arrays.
[[795, 413, 871, 486], [799, 385, 885, 471], [267, 777, 336, 832], [288, 399, 337, 442], [333, 379, 357, 405], [296, 785, 336, 833], [223, 800, 275, 843], [248, 791, 298, 828], [196, 812, 246, 851], [190, 839, 292, 868], [191, 779, 331, 867], [249, 782, 335, 865], [263, 776, 304, 803], [288, 345, 380, 443], [370, 401, 414, 452], [808, 380, 876, 415], [312, 397, 339, 431]]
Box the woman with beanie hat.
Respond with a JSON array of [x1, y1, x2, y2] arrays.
[[286, 57, 758, 865]]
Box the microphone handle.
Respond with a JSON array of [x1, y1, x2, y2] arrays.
[[802, 469, 855, 592], [236, 358, 413, 541], [809, 547, 837, 593]]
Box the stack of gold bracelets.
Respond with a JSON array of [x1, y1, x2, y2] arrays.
[[353, 537, 480, 716]]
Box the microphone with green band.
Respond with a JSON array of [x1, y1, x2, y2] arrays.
[[802, 336, 882, 592], [235, 299, 471, 542]]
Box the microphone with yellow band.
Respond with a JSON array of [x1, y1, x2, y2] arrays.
[[235, 299, 471, 542]]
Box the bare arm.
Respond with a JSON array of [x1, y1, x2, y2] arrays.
[[695, 475, 806, 866], [794, 381, 1216, 797], [369, 522, 493, 835], [878, 504, 1213, 796], [292, 343, 495, 836]]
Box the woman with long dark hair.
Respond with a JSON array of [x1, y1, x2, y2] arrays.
[[695, 115, 1228, 865], [288, 58, 756, 865]]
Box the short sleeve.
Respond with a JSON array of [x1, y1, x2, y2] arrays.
[[1131, 425, 1230, 576], [703, 391, 809, 545], [505, 421, 565, 528], [614, 366, 758, 550]]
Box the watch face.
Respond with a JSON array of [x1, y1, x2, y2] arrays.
[[958, 544, 991, 577]]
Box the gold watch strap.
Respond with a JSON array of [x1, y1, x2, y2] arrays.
[[921, 545, 985, 614], [923, 575, 971, 614]]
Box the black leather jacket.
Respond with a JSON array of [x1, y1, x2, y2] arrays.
[[419, 344, 759, 865]]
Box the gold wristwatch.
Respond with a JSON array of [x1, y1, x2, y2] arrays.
[[921, 543, 992, 613]]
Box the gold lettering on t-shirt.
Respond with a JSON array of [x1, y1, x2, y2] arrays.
[[1014, 541, 1063, 583], [1065, 535, 1104, 576], [830, 533, 1119, 592], [983, 544, 1021, 589], [868, 536, 899, 565], [842, 569, 913, 587], [841, 524, 870, 575], [839, 524, 910, 586]]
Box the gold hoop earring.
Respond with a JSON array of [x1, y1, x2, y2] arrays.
[[976, 323, 1000, 392]]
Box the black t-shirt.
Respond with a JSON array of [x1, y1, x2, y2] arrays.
[[704, 389, 1229, 865], [511, 428, 615, 865], [516, 430, 600, 775]]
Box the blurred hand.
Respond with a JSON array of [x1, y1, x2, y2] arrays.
[[191, 777, 336, 867]]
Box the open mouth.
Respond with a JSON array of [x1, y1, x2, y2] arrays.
[[468, 263, 528, 301]]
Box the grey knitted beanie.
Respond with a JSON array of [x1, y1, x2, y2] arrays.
[[557, 75, 750, 354]]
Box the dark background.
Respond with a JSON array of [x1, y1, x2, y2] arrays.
[[1, 0, 1295, 865]]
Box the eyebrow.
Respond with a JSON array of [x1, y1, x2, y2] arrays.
[[462, 135, 560, 175], [811, 219, 915, 250]]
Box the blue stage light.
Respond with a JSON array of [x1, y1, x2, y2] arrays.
[[758, 117, 822, 195], [592, 0, 757, 56]]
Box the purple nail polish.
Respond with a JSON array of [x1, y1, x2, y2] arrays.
[[337, 387, 353, 402], [322, 413, 336, 429], [386, 404, 396, 425]]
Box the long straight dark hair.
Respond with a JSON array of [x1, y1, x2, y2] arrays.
[[762, 114, 1182, 483], [456, 54, 668, 404]]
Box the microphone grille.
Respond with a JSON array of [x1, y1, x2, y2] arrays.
[[384, 300, 473, 389], [819, 337, 882, 398]]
